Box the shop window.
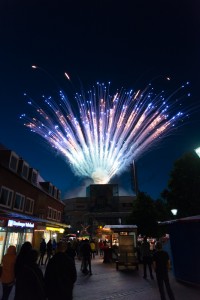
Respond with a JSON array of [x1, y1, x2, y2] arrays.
[[9, 153, 18, 172], [0, 186, 13, 208], [25, 198, 34, 214], [13, 193, 25, 211]]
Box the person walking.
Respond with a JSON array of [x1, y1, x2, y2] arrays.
[[140, 236, 154, 279], [90, 239, 96, 259], [15, 249, 46, 300], [45, 239, 53, 265], [1, 245, 16, 300], [45, 241, 77, 300], [153, 241, 175, 300], [52, 239, 57, 255], [38, 238, 46, 266], [80, 239, 92, 275], [65, 241, 76, 261]]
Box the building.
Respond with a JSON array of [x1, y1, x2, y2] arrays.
[[63, 184, 135, 237], [0, 144, 69, 262]]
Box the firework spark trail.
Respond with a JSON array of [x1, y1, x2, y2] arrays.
[[21, 82, 189, 184]]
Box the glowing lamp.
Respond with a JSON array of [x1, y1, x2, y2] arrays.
[[195, 147, 200, 158], [171, 209, 178, 216]]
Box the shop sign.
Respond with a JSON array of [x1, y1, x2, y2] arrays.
[[8, 219, 34, 228], [46, 226, 64, 233]]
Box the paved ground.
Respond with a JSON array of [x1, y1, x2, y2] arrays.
[[73, 256, 200, 300], [1, 255, 199, 299]]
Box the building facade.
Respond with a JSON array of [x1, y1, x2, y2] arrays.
[[63, 184, 135, 237], [0, 145, 69, 262]]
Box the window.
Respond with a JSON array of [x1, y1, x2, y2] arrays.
[[0, 186, 13, 208], [22, 163, 29, 179], [57, 211, 61, 222], [53, 187, 57, 198], [9, 154, 18, 172], [53, 209, 57, 220], [25, 198, 34, 214], [13, 193, 25, 211], [49, 184, 53, 195], [47, 207, 52, 219], [31, 170, 37, 185], [57, 190, 61, 200]]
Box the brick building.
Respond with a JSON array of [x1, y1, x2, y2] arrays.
[[0, 144, 69, 262]]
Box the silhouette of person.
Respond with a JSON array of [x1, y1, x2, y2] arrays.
[[15, 249, 46, 300], [38, 238, 46, 266], [80, 239, 92, 275], [1, 245, 16, 300], [52, 239, 57, 254], [141, 236, 154, 279], [14, 241, 32, 278], [153, 241, 175, 300], [45, 239, 53, 265], [65, 241, 76, 261], [45, 241, 77, 300]]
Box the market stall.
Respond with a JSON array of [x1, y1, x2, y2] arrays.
[[103, 225, 139, 270]]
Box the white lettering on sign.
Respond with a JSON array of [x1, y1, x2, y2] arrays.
[[8, 220, 34, 228]]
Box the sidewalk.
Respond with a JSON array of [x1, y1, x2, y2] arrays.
[[73, 256, 200, 300], [1, 255, 199, 300]]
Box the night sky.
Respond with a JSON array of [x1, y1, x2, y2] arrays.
[[0, 0, 200, 199]]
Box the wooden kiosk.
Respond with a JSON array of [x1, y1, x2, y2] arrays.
[[103, 225, 139, 270]]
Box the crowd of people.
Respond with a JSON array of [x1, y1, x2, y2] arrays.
[[0, 239, 77, 300], [0, 236, 175, 300]]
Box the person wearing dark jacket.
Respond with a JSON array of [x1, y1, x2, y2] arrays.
[[38, 238, 46, 266], [141, 236, 154, 279], [153, 241, 175, 300], [45, 239, 53, 265], [14, 241, 32, 279], [80, 239, 92, 275], [45, 241, 77, 300], [14, 249, 46, 300], [65, 241, 76, 261]]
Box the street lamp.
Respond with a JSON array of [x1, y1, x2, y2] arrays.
[[194, 147, 200, 158], [171, 209, 178, 217]]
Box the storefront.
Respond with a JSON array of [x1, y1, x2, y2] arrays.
[[0, 217, 35, 262], [33, 225, 67, 250]]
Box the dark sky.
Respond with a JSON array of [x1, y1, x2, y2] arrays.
[[0, 0, 200, 199]]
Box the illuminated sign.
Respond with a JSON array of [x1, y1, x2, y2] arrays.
[[8, 220, 34, 228], [46, 227, 64, 233]]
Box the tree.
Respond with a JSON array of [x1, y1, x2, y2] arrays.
[[126, 191, 159, 236], [161, 151, 200, 217]]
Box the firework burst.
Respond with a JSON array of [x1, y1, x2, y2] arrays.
[[21, 81, 189, 184]]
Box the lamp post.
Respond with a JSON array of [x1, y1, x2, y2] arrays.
[[171, 209, 178, 218], [194, 147, 200, 158]]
